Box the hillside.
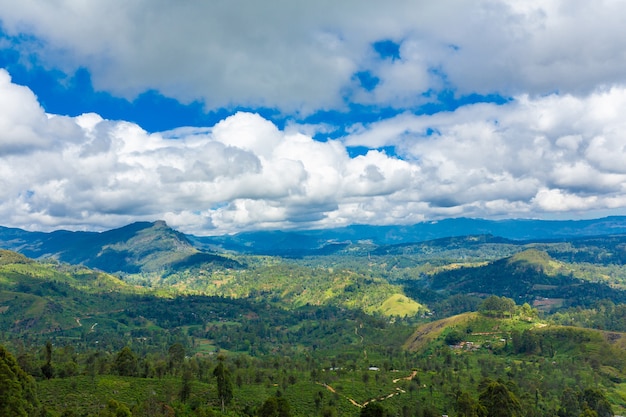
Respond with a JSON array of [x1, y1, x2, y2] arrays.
[[0, 249, 139, 335], [4, 219, 626, 317], [3, 243, 626, 415], [419, 249, 626, 310], [0, 221, 240, 274]]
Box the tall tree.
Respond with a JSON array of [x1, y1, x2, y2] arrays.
[[113, 346, 138, 377], [457, 391, 486, 417], [180, 366, 192, 403], [478, 380, 522, 417], [168, 343, 185, 375], [557, 387, 580, 417], [213, 358, 233, 413], [41, 340, 54, 380]]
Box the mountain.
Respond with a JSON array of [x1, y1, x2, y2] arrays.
[[0, 217, 626, 260], [191, 216, 626, 255], [0, 221, 240, 274]]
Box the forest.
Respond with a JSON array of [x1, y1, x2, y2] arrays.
[[2, 221, 626, 416]]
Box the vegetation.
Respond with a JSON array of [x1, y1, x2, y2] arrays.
[[3, 221, 626, 415], [0, 344, 38, 416]]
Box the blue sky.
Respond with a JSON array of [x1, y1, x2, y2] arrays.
[[1, 1, 626, 235], [0, 31, 503, 138]]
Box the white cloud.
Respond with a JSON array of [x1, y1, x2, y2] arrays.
[[343, 86, 626, 220], [2, 67, 626, 235], [0, 70, 419, 233], [2, 1, 626, 112]]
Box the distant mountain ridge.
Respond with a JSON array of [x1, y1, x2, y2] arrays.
[[2, 216, 626, 267], [190, 216, 626, 255]]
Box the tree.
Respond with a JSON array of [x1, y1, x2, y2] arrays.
[[0, 345, 39, 417], [258, 396, 279, 417], [314, 390, 324, 409], [445, 328, 465, 345], [168, 343, 185, 375], [519, 302, 537, 319], [180, 366, 193, 403], [557, 387, 580, 417], [41, 340, 54, 380], [479, 296, 516, 318], [360, 402, 387, 417], [113, 346, 138, 377], [457, 391, 486, 417], [514, 330, 539, 354], [213, 359, 233, 412], [275, 397, 292, 417], [478, 380, 522, 417], [257, 395, 292, 417], [579, 388, 613, 417]]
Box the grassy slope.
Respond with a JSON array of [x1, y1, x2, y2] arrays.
[[404, 312, 626, 414], [425, 248, 626, 308], [404, 312, 480, 351]]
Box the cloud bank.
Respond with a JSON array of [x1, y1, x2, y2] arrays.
[[2, 1, 626, 113], [2, 70, 626, 235]]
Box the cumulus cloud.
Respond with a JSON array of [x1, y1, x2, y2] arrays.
[[2, 69, 626, 234], [2, 0, 626, 112], [344, 87, 626, 220], [0, 70, 420, 233]]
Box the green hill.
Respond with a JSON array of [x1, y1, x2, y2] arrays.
[[3, 247, 626, 416], [0, 249, 141, 335], [423, 249, 626, 310]]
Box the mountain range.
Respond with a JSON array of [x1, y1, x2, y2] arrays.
[[191, 216, 626, 255], [2, 216, 626, 271]]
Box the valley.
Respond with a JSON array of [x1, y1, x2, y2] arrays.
[[2, 218, 626, 416]]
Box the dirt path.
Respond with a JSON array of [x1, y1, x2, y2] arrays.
[[355, 324, 367, 359], [317, 370, 417, 409], [392, 370, 417, 383]]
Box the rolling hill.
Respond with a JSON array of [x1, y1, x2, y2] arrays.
[[4, 223, 626, 415], [420, 248, 626, 310]]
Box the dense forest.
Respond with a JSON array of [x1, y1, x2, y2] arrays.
[[3, 221, 626, 416]]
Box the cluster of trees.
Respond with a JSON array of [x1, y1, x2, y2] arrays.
[[353, 378, 614, 417], [551, 299, 626, 332], [1, 307, 623, 416], [0, 345, 38, 416], [478, 296, 517, 317]]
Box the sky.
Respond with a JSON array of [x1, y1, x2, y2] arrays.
[[1, 1, 626, 236]]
